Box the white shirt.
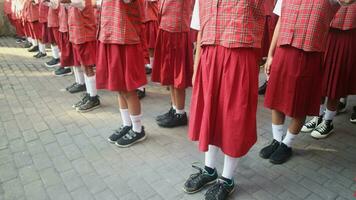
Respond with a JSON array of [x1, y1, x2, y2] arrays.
[[190, 0, 200, 31], [273, 0, 341, 16]]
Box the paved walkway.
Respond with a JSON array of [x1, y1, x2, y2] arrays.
[[0, 37, 356, 200]]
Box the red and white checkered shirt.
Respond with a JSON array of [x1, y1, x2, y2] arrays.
[[158, 0, 193, 33], [58, 4, 68, 32], [48, 7, 59, 27], [142, 0, 158, 23], [68, 0, 97, 44], [38, 1, 49, 23], [24, 0, 39, 22], [200, 0, 265, 48], [278, 0, 340, 52], [331, 4, 356, 30], [4, 0, 12, 15], [98, 0, 144, 44]]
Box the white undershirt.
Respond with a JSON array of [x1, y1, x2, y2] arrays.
[[190, 0, 200, 31]]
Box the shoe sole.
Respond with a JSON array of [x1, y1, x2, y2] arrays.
[[157, 122, 188, 128], [115, 134, 147, 148], [311, 129, 334, 139], [54, 71, 74, 77], [46, 63, 60, 68], [107, 138, 117, 144], [76, 104, 101, 113], [350, 119, 356, 123], [300, 127, 315, 133], [182, 179, 217, 194]]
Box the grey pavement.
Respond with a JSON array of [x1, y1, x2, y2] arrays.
[[0, 36, 356, 200]]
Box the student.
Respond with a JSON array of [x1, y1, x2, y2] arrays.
[[302, 4, 356, 138], [261, 0, 355, 165], [11, 0, 27, 43], [184, 1, 265, 199], [24, 0, 44, 55], [37, 0, 49, 55], [61, 0, 100, 112], [151, 0, 194, 128], [96, 0, 147, 147]]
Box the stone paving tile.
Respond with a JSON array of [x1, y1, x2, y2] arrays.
[[1, 36, 356, 200]]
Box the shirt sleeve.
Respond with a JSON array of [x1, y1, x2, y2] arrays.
[[70, 0, 85, 10], [190, 0, 200, 30], [273, 0, 282, 16]]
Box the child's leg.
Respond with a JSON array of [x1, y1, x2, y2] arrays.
[[205, 145, 218, 171], [118, 94, 132, 127], [83, 65, 97, 97], [221, 155, 238, 182], [170, 86, 177, 110], [174, 88, 186, 114]]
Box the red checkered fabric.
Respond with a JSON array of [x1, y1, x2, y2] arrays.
[[158, 0, 193, 33], [278, 0, 340, 52], [331, 4, 356, 30], [24, 0, 39, 22], [38, 1, 49, 23], [263, 0, 276, 16], [58, 4, 68, 32], [200, 0, 265, 48], [48, 7, 59, 27], [68, 0, 97, 44], [98, 0, 144, 44], [4, 0, 12, 15], [142, 0, 158, 22]]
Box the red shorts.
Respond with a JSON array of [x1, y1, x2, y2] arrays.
[[72, 41, 97, 66]]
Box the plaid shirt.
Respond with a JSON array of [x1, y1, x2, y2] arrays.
[[68, 0, 97, 44], [200, 0, 265, 48], [263, 0, 275, 16], [158, 0, 193, 32], [24, 0, 39, 22], [48, 7, 59, 27], [331, 4, 356, 30], [38, 1, 49, 23], [98, 0, 144, 44], [142, 0, 158, 22], [278, 0, 340, 52], [58, 4, 68, 32]]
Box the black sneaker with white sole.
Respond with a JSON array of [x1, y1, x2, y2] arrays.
[[269, 143, 292, 164], [76, 95, 100, 113], [28, 45, 38, 52], [72, 93, 90, 108], [351, 106, 356, 124], [108, 126, 132, 143], [204, 178, 235, 200], [45, 58, 60, 68], [115, 128, 146, 147], [157, 113, 188, 128], [54, 67, 73, 77], [183, 165, 218, 194], [34, 52, 47, 58], [259, 139, 280, 159], [136, 88, 146, 99], [301, 116, 323, 133], [156, 107, 175, 122], [311, 120, 334, 139], [68, 83, 86, 94]]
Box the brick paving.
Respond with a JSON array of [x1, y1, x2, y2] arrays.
[[0, 36, 356, 200]]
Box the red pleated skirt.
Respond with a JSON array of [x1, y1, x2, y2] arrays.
[[29, 21, 42, 40], [72, 41, 97, 66], [188, 46, 259, 158], [58, 32, 76, 67], [264, 45, 323, 118], [14, 19, 25, 37], [96, 42, 147, 92], [143, 20, 158, 49], [261, 14, 278, 58], [322, 28, 356, 99], [151, 29, 193, 89]]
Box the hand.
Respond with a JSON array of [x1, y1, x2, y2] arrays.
[[264, 56, 273, 79]]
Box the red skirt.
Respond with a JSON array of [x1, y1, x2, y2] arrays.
[[261, 14, 278, 58], [143, 20, 158, 49], [322, 28, 356, 99], [14, 19, 25, 37], [96, 42, 147, 92], [29, 21, 42, 40], [24, 22, 32, 38], [72, 41, 97, 66], [188, 46, 259, 158], [58, 32, 76, 67], [151, 29, 193, 89], [264, 45, 323, 118], [40, 22, 49, 43]]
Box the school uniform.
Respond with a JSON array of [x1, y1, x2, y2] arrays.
[[322, 4, 356, 100], [151, 0, 194, 89], [24, 0, 42, 40], [10, 0, 26, 37], [96, 0, 147, 92], [261, 0, 278, 58], [67, 0, 97, 66], [142, 0, 158, 49], [188, 0, 265, 158], [4, 0, 15, 26], [38, 0, 49, 43], [46, 2, 60, 45], [264, 0, 340, 118]]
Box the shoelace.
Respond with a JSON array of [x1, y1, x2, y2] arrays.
[[305, 117, 318, 127], [316, 121, 329, 133], [123, 131, 137, 140], [188, 164, 211, 185]]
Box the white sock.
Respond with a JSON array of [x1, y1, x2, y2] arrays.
[[176, 108, 185, 114], [138, 87, 145, 92], [130, 114, 142, 133], [120, 109, 132, 127], [84, 74, 97, 97], [282, 130, 297, 147], [319, 104, 326, 116], [39, 42, 46, 53], [32, 39, 38, 46], [324, 109, 336, 121], [221, 155, 239, 180], [28, 37, 33, 43], [205, 145, 219, 169], [73, 67, 79, 83], [51, 44, 60, 59], [149, 57, 154, 69], [76, 67, 85, 85], [172, 105, 177, 110], [272, 124, 284, 142]]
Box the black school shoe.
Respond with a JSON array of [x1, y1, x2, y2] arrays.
[[115, 128, 147, 148], [28, 45, 39, 52], [183, 165, 218, 194], [204, 178, 235, 200], [337, 101, 347, 114], [67, 83, 86, 94], [145, 66, 152, 74], [156, 107, 175, 121], [269, 143, 292, 164], [157, 113, 188, 128], [351, 106, 356, 124], [107, 126, 132, 143], [259, 139, 280, 159], [136, 88, 146, 99], [258, 80, 268, 95], [54, 67, 73, 77], [24, 41, 32, 48], [76, 95, 100, 113], [45, 58, 60, 68], [33, 52, 47, 58], [72, 93, 90, 108]]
